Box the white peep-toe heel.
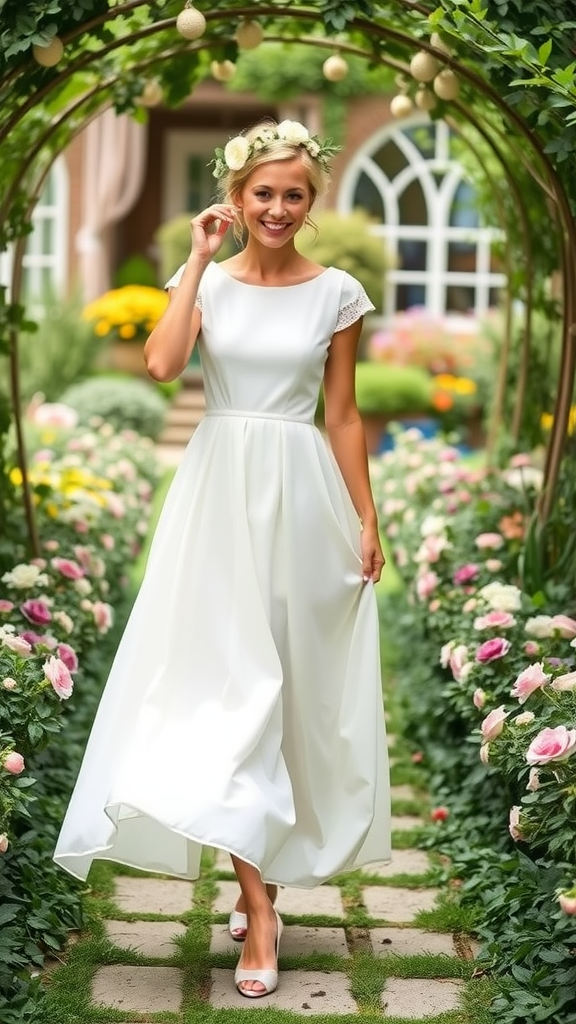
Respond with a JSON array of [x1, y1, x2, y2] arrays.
[[234, 910, 283, 998], [228, 909, 248, 941]]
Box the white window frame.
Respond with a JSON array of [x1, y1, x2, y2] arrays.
[[337, 116, 505, 318]]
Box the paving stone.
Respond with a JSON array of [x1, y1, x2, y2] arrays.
[[363, 886, 440, 923], [210, 968, 357, 1013], [371, 927, 456, 958], [391, 815, 424, 831], [213, 847, 234, 873], [210, 924, 349, 957], [366, 850, 431, 877], [114, 876, 193, 916], [104, 920, 186, 958], [390, 784, 417, 802], [213, 880, 345, 918], [92, 965, 183, 1012], [382, 977, 464, 1017]]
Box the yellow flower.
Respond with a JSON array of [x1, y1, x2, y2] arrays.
[[94, 320, 111, 337], [45, 502, 59, 518], [119, 323, 137, 339], [541, 407, 576, 436], [9, 467, 23, 486], [82, 286, 169, 341]]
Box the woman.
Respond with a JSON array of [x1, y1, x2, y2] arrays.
[[54, 120, 390, 999]]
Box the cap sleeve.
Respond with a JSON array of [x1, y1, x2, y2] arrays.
[[335, 273, 375, 332], [164, 263, 202, 310]]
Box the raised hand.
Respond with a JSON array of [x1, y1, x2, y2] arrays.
[[190, 204, 237, 263]]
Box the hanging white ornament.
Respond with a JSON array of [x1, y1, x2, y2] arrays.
[[414, 85, 437, 112], [390, 94, 414, 119], [433, 68, 460, 100], [322, 54, 349, 82], [211, 60, 236, 82], [409, 50, 440, 83], [235, 19, 263, 49], [176, 3, 206, 40], [33, 37, 64, 67], [138, 79, 164, 107]]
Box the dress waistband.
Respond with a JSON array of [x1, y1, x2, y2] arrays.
[[204, 409, 314, 425]]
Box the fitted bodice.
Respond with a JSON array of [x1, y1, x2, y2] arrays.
[[196, 263, 353, 421]]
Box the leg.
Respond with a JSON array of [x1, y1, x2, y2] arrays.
[[232, 856, 281, 996]]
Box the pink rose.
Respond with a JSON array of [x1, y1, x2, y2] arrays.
[[440, 641, 455, 669], [2, 634, 32, 657], [43, 539, 60, 552], [485, 559, 503, 572], [43, 656, 74, 700], [428, 599, 441, 613], [510, 453, 531, 468], [481, 705, 510, 741], [524, 641, 540, 657], [473, 688, 486, 709], [526, 768, 540, 792], [92, 601, 113, 633], [449, 644, 470, 682], [453, 564, 479, 585], [510, 662, 550, 703], [476, 637, 511, 663], [2, 677, 17, 690], [0, 600, 14, 613], [463, 598, 477, 613], [416, 571, 439, 601], [475, 532, 504, 550], [474, 610, 516, 631], [0, 834, 8, 853], [557, 892, 576, 915], [57, 643, 79, 674], [3, 751, 25, 774], [551, 671, 576, 692], [100, 533, 115, 551], [509, 805, 524, 841], [479, 743, 490, 763], [20, 598, 52, 626], [51, 557, 85, 580], [526, 726, 576, 765], [550, 615, 576, 639]]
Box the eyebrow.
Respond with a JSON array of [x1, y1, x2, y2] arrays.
[[251, 184, 306, 192]]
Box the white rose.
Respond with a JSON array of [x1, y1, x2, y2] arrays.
[[479, 581, 522, 612], [524, 615, 554, 639], [306, 140, 320, 157], [420, 515, 448, 537], [1, 563, 43, 589], [224, 136, 250, 171], [75, 578, 92, 596], [276, 119, 310, 144]]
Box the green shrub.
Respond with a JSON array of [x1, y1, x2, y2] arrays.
[[296, 209, 391, 310], [154, 213, 235, 285], [59, 376, 167, 439], [355, 361, 433, 415], [113, 254, 158, 288]]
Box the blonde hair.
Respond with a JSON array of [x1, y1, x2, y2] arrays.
[[216, 120, 330, 242]]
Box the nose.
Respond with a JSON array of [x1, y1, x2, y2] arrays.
[[267, 197, 285, 219]]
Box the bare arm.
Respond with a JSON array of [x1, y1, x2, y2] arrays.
[[144, 204, 236, 382], [323, 319, 385, 583]]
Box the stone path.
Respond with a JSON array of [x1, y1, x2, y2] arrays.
[[81, 772, 479, 1021]]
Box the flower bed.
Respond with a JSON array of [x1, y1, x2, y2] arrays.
[[0, 407, 162, 1022], [373, 429, 576, 1023]]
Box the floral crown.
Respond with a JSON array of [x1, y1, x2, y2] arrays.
[[210, 120, 340, 179]]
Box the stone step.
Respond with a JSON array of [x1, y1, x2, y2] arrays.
[[172, 389, 206, 409], [164, 406, 205, 426], [158, 425, 196, 446]]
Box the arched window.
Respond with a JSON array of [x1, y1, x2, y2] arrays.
[[0, 157, 69, 302], [338, 117, 505, 318]]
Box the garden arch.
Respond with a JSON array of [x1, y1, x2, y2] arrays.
[[0, 0, 574, 546]]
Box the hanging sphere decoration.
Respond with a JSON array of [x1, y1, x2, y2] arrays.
[[138, 79, 164, 107], [390, 93, 414, 119], [430, 32, 452, 55], [433, 68, 460, 100], [322, 54, 349, 81], [211, 59, 236, 82], [235, 19, 264, 49], [33, 36, 64, 67], [176, 3, 206, 40], [414, 85, 437, 112], [409, 49, 440, 83]]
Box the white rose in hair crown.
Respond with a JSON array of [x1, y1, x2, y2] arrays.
[[210, 121, 340, 179]]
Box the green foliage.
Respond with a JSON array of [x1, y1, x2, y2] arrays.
[[355, 361, 433, 416], [297, 209, 390, 310], [59, 375, 167, 439], [113, 254, 158, 289], [154, 213, 235, 286]]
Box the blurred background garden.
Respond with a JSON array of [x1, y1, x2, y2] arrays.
[[1, 2, 576, 1023]]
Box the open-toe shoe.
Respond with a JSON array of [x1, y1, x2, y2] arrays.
[[234, 909, 283, 998], [228, 909, 248, 942]]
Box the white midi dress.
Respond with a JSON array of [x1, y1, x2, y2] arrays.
[[54, 262, 391, 886]]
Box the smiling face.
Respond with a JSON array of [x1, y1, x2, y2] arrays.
[[235, 157, 312, 247]]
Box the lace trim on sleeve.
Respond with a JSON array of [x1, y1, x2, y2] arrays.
[[335, 290, 374, 332]]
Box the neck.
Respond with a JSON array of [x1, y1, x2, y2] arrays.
[[240, 238, 303, 279]]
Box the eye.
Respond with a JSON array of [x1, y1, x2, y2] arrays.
[[254, 190, 270, 199], [288, 193, 304, 201]]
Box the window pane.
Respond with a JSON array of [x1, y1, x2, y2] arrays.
[[398, 239, 427, 272], [187, 154, 214, 213], [448, 241, 476, 272], [450, 180, 479, 227], [397, 282, 426, 310], [404, 124, 435, 158], [372, 140, 408, 181], [398, 178, 427, 226], [353, 171, 384, 220], [446, 283, 475, 312]]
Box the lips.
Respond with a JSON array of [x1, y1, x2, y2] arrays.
[[261, 221, 290, 233]]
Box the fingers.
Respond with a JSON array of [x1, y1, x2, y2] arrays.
[[362, 551, 386, 584], [191, 204, 237, 231]]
